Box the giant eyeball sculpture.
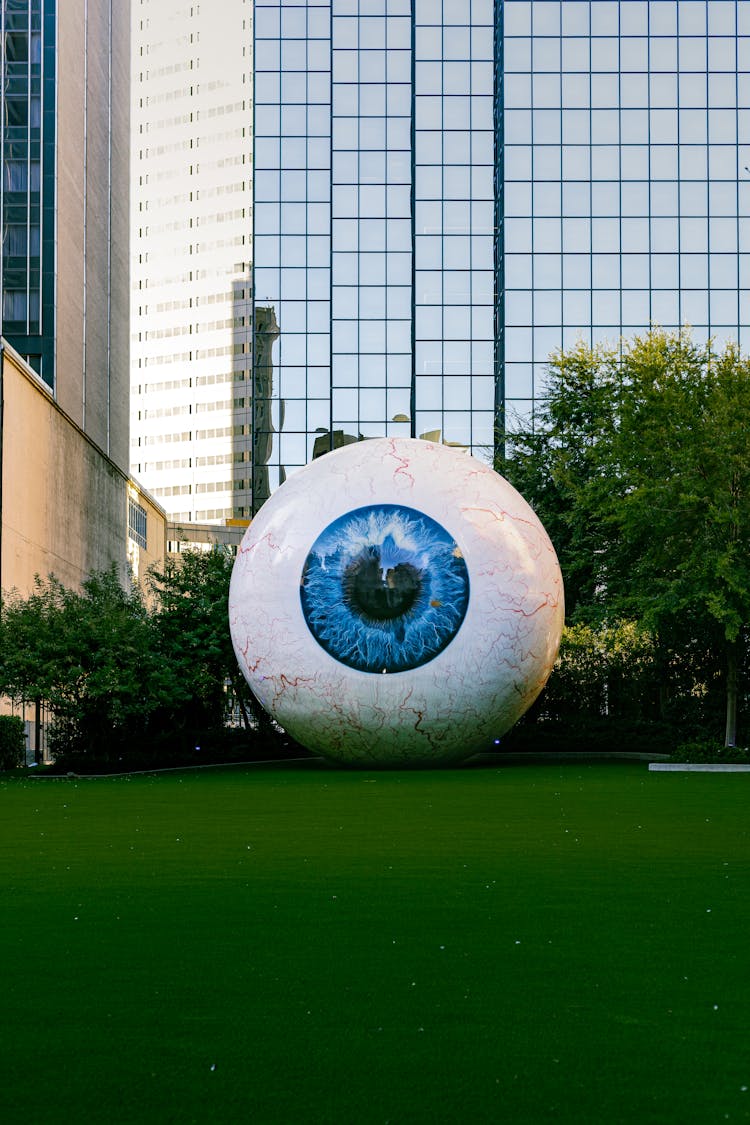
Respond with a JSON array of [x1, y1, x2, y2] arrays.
[[229, 437, 564, 767]]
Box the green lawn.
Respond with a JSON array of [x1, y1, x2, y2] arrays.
[[1, 761, 749, 1124]]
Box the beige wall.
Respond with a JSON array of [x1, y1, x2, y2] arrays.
[[1, 343, 164, 598], [55, 0, 130, 472]]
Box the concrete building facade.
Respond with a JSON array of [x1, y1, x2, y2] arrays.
[[0, 339, 167, 764], [1, 0, 164, 601], [0, 340, 165, 596], [1, 0, 131, 472]]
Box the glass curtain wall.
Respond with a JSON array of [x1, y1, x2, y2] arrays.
[[253, 0, 500, 511], [503, 0, 749, 424], [0, 0, 53, 383]]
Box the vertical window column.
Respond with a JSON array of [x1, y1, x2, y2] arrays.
[[1, 0, 46, 377], [331, 2, 412, 445], [252, 0, 332, 509], [413, 0, 496, 452]]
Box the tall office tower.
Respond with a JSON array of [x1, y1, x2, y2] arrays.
[[1, 0, 130, 469], [253, 0, 748, 510], [252, 0, 501, 510], [503, 0, 748, 422], [131, 1, 254, 525]]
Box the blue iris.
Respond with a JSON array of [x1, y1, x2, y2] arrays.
[[300, 504, 470, 674]]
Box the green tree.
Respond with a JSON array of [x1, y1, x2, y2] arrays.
[[0, 715, 25, 769], [0, 576, 60, 762], [499, 339, 622, 620], [147, 546, 271, 736], [544, 620, 657, 723], [500, 330, 750, 746], [148, 548, 234, 731], [0, 568, 185, 765], [610, 334, 750, 745], [0, 551, 282, 769]]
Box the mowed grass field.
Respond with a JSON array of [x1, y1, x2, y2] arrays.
[[1, 761, 749, 1124]]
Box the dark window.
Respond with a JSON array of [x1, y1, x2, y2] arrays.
[[128, 499, 148, 550]]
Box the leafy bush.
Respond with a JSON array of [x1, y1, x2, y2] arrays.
[[671, 740, 750, 764], [0, 715, 25, 770], [539, 620, 658, 723], [1, 568, 192, 769], [1, 553, 284, 772], [501, 716, 679, 757], [46, 722, 312, 775]]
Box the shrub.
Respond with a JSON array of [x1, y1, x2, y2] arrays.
[[671, 739, 750, 764], [536, 621, 658, 724], [501, 716, 679, 757], [0, 715, 26, 770]]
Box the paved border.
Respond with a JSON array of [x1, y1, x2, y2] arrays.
[[29, 757, 321, 779], [28, 751, 672, 779], [649, 762, 750, 772], [484, 752, 672, 763]]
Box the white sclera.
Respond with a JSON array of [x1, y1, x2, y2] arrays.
[[229, 437, 564, 765]]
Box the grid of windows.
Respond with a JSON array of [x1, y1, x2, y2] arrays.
[[0, 0, 54, 384], [503, 0, 749, 422], [254, 0, 749, 482], [413, 0, 497, 451], [253, 0, 501, 511], [131, 0, 254, 524]]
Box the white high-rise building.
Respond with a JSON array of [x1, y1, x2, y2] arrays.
[[130, 0, 253, 527]]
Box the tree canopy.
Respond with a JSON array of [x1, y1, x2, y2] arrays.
[[499, 329, 750, 746], [0, 549, 276, 769]]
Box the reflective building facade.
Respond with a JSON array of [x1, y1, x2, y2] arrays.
[[503, 0, 749, 422], [253, 0, 748, 509], [0, 0, 51, 379], [252, 0, 501, 508]]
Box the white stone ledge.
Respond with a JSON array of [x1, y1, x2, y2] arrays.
[[649, 763, 750, 772]]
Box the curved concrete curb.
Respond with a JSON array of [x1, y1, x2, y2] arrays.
[[649, 763, 750, 772], [485, 752, 672, 763], [30, 757, 321, 779]]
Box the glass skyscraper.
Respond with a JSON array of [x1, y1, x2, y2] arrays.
[[252, 0, 748, 512], [503, 0, 749, 422], [252, 0, 500, 509], [1, 0, 53, 382]]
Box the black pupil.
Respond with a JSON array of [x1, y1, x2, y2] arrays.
[[343, 549, 422, 621]]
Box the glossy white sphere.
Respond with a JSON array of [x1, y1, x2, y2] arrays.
[[229, 437, 563, 766]]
